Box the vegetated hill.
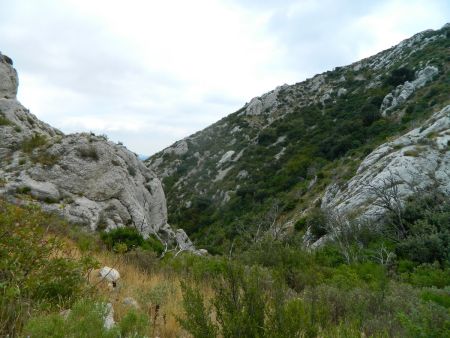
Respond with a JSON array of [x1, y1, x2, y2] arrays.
[[147, 23, 450, 253], [0, 52, 195, 253]]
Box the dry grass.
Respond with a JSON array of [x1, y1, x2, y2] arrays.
[[91, 250, 188, 337], [61, 237, 193, 337]]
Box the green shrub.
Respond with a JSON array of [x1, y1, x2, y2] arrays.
[[21, 134, 47, 153], [178, 281, 217, 338], [398, 301, 449, 338], [0, 114, 11, 126], [386, 67, 415, 87], [142, 234, 164, 255], [119, 308, 150, 337], [388, 191, 450, 265], [101, 227, 144, 252], [32, 151, 60, 166], [402, 264, 450, 288], [294, 217, 307, 231], [23, 299, 120, 338], [16, 186, 31, 194], [421, 288, 450, 308], [77, 145, 100, 161], [306, 208, 328, 239], [127, 165, 137, 177], [0, 200, 95, 336]]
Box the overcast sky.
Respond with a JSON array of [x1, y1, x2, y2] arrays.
[[0, 0, 448, 155]]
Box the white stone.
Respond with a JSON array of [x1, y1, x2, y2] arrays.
[[337, 88, 347, 97], [237, 170, 249, 179], [103, 303, 115, 330], [99, 267, 120, 282], [218, 150, 235, 165], [123, 297, 139, 309]]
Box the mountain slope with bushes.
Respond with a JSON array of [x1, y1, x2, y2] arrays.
[[147, 23, 450, 253]]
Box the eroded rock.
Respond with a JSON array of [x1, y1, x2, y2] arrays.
[[323, 104, 450, 219], [0, 53, 196, 252]]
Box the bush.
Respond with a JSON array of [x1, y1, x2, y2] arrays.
[[398, 301, 449, 338], [32, 151, 60, 166], [101, 227, 144, 252], [77, 145, 100, 161], [178, 281, 217, 338], [388, 191, 450, 265], [0, 113, 11, 126], [119, 308, 150, 337], [101, 227, 165, 255], [306, 208, 328, 239], [386, 67, 415, 87], [402, 264, 450, 288], [21, 134, 47, 153], [142, 235, 164, 255], [0, 200, 94, 336], [23, 299, 119, 338]]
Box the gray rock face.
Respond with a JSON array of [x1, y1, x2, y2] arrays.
[[0, 53, 195, 251], [242, 85, 287, 116], [0, 53, 18, 99], [322, 104, 450, 219], [380, 66, 438, 116]]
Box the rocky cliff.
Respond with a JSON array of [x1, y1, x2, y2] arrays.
[[322, 104, 450, 218], [0, 53, 194, 252], [147, 24, 450, 251]]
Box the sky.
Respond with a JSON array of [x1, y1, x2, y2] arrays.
[[0, 1, 448, 156]]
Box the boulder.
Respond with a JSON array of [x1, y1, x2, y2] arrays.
[[0, 52, 195, 251], [122, 297, 140, 309], [99, 266, 121, 283]]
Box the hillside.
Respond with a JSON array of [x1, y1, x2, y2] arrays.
[[1, 25, 449, 338], [147, 23, 450, 253]]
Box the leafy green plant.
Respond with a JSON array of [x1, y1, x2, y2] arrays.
[[23, 299, 120, 338], [119, 308, 150, 337], [101, 227, 144, 252], [0, 200, 95, 336], [178, 281, 217, 338]]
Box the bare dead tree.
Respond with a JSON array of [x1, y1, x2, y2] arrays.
[[323, 210, 365, 264], [368, 243, 396, 266], [235, 200, 285, 245], [365, 170, 408, 241]]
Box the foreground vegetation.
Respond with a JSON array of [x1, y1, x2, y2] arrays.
[[1, 184, 449, 337]]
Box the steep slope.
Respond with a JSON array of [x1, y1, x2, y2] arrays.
[[147, 24, 450, 252], [0, 53, 193, 252], [322, 104, 450, 218]]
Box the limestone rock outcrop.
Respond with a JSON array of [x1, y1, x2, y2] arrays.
[[322, 104, 450, 218], [380, 66, 438, 116], [0, 53, 194, 252]]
